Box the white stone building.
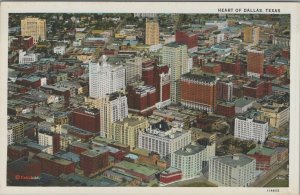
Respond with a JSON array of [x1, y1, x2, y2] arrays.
[[138, 120, 191, 159], [234, 117, 269, 143], [89, 55, 125, 99], [209, 154, 256, 187], [19, 50, 38, 64], [171, 142, 215, 179]]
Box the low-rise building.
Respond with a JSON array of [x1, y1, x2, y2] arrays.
[[247, 146, 277, 170]]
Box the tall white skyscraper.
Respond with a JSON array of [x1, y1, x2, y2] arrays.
[[89, 55, 125, 99], [161, 43, 189, 103]]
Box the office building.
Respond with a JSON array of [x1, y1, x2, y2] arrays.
[[19, 50, 38, 64], [247, 49, 264, 78], [111, 115, 149, 149], [171, 143, 215, 179], [85, 92, 128, 138], [71, 107, 100, 133], [145, 18, 159, 45], [138, 120, 191, 159], [247, 145, 277, 171], [89, 55, 125, 99], [175, 31, 198, 52], [21, 17, 46, 43], [38, 129, 60, 155], [162, 43, 189, 103], [234, 117, 268, 143], [180, 72, 217, 112], [244, 26, 260, 45], [209, 154, 256, 187], [260, 104, 289, 128], [216, 79, 233, 102]]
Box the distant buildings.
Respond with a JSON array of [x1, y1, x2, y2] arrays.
[[8, 121, 24, 145], [19, 50, 38, 64], [111, 115, 149, 149], [247, 48, 264, 78], [138, 120, 191, 159], [234, 117, 268, 143], [161, 43, 189, 103], [53, 45, 66, 55], [89, 55, 125, 99], [209, 154, 256, 187], [145, 18, 159, 46], [243, 26, 260, 45], [175, 31, 198, 53], [21, 17, 46, 43], [180, 72, 217, 112]]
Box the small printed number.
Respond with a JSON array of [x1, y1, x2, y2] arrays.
[[267, 189, 280, 192]]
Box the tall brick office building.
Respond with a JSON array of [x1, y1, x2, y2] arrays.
[[247, 49, 264, 78], [71, 107, 100, 133], [180, 73, 217, 112]]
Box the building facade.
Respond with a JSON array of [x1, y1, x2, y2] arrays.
[[145, 18, 159, 45], [161, 43, 189, 103], [89, 55, 125, 99], [85, 92, 128, 138], [21, 17, 46, 43], [180, 73, 217, 112], [111, 115, 150, 149], [216, 79, 233, 102], [247, 49, 264, 78], [171, 143, 215, 179], [234, 117, 269, 143], [138, 120, 191, 159], [19, 50, 38, 64], [209, 154, 256, 187]]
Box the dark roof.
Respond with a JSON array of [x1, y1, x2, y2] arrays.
[[151, 120, 170, 131]]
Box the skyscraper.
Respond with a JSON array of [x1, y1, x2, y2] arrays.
[[21, 17, 46, 43], [145, 18, 159, 45], [247, 49, 264, 78], [85, 93, 128, 138], [89, 55, 126, 99], [161, 42, 189, 103], [243, 26, 260, 45]]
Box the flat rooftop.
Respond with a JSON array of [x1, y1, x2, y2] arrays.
[[115, 161, 158, 177], [212, 154, 255, 168]]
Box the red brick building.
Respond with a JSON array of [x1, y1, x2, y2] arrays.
[[243, 80, 272, 99], [10, 36, 34, 51], [8, 145, 29, 161], [160, 167, 182, 184], [71, 107, 100, 133], [247, 49, 264, 77], [247, 146, 277, 171], [80, 149, 109, 177], [69, 141, 89, 155], [265, 64, 286, 77], [175, 31, 198, 49], [216, 102, 235, 117], [127, 85, 157, 115], [180, 73, 217, 112], [216, 80, 233, 101], [281, 49, 290, 59], [202, 63, 222, 75], [33, 152, 75, 177], [7, 157, 41, 180], [142, 59, 157, 86], [216, 58, 243, 75]]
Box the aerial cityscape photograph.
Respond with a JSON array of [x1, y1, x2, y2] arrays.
[[6, 13, 290, 188]]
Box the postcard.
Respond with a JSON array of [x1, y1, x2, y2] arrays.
[[0, 2, 299, 195]]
